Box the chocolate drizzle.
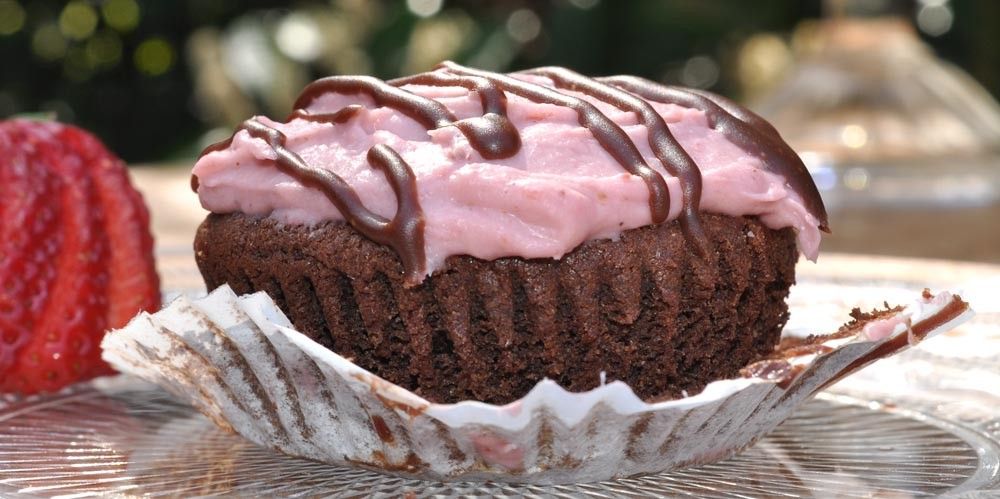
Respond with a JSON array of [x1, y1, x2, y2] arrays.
[[524, 66, 707, 251], [440, 61, 673, 226], [287, 105, 364, 125], [196, 61, 830, 280], [205, 118, 426, 283], [387, 72, 520, 159], [598, 76, 829, 232], [294, 75, 518, 160]]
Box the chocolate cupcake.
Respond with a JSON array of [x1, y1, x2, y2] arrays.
[[191, 62, 828, 405]]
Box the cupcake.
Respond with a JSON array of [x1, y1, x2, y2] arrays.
[[108, 64, 973, 482], [191, 62, 828, 405]]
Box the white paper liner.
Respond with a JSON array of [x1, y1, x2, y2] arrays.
[[101, 285, 973, 484]]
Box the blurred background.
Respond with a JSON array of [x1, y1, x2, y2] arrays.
[[1, 0, 998, 261]]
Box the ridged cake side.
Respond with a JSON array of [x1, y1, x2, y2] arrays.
[[195, 213, 797, 404]]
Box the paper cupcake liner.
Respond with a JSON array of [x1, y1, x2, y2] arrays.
[[101, 285, 972, 484]]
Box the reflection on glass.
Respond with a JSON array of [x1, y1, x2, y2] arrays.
[[0, 378, 994, 496], [746, 0, 1000, 261], [753, 12, 1000, 211]]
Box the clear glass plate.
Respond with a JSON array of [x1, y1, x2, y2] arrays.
[[0, 379, 997, 498], [1, 252, 998, 497]]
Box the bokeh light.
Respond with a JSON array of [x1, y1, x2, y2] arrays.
[[737, 33, 792, 97], [222, 18, 279, 94], [681, 55, 720, 89], [134, 37, 175, 76], [406, 0, 443, 18], [404, 11, 475, 73], [59, 1, 99, 41], [276, 13, 323, 62], [85, 30, 123, 68], [32, 23, 68, 61], [843, 167, 870, 191], [102, 0, 141, 33], [506, 9, 541, 44], [917, 3, 954, 37], [0, 0, 26, 36], [840, 124, 869, 149]]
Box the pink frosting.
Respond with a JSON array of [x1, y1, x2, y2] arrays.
[[861, 315, 909, 342], [193, 75, 823, 276]]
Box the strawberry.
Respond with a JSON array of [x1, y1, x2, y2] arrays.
[[57, 125, 160, 329], [0, 125, 64, 375], [0, 119, 160, 394]]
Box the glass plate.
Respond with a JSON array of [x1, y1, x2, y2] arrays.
[[1, 251, 998, 498], [0, 379, 997, 498]]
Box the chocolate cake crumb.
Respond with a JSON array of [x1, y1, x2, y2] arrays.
[[195, 213, 798, 404]]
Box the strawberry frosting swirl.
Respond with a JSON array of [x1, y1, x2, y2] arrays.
[[193, 71, 824, 276]]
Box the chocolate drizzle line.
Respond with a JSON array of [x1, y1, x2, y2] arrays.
[[287, 105, 364, 125], [204, 118, 426, 283], [387, 72, 521, 159], [196, 61, 830, 280], [598, 75, 830, 232], [439, 61, 673, 226], [524, 66, 708, 252], [294, 75, 517, 160]]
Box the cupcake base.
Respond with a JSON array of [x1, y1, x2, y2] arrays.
[[194, 212, 798, 404], [101, 285, 972, 484]]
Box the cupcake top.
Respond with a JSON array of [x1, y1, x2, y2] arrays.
[[193, 62, 828, 282]]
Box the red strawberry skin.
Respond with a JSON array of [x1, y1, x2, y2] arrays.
[[57, 125, 161, 329], [0, 120, 160, 394], [0, 125, 64, 376]]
